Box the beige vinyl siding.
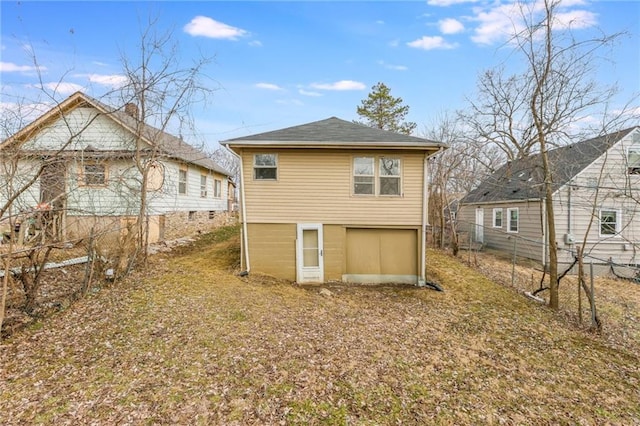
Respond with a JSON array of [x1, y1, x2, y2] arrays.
[[247, 223, 297, 280], [458, 201, 545, 264], [240, 149, 424, 225]]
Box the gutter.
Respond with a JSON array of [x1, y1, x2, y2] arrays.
[[223, 144, 250, 273]]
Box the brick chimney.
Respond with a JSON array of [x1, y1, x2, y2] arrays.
[[124, 103, 139, 119]]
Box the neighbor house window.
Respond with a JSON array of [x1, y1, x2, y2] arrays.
[[599, 209, 620, 236], [628, 146, 640, 175], [254, 154, 277, 180], [178, 166, 188, 195], [213, 179, 222, 198], [200, 175, 207, 198], [353, 157, 374, 195], [493, 208, 503, 228], [80, 163, 107, 186], [379, 157, 401, 196], [507, 207, 519, 233]]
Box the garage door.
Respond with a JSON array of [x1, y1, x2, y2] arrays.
[[345, 228, 418, 283]]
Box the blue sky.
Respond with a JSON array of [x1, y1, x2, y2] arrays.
[[1, 0, 639, 150]]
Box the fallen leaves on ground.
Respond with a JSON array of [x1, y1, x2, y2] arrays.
[[1, 227, 639, 425]]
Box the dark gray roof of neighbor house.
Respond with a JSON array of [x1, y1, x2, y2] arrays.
[[222, 117, 444, 148], [460, 127, 638, 205]]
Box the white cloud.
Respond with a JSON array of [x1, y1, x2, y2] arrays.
[[439, 18, 465, 34], [428, 0, 478, 6], [0, 61, 46, 73], [407, 36, 458, 50], [309, 80, 366, 91], [470, 1, 598, 45], [84, 73, 129, 89], [255, 82, 283, 91], [378, 60, 408, 71], [40, 82, 85, 95], [298, 89, 322, 97], [376, 20, 385, 25], [183, 16, 248, 40], [249, 40, 263, 47]]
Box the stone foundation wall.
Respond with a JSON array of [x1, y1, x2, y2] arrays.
[[163, 210, 237, 241]]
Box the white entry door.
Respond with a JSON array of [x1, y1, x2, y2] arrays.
[[296, 223, 324, 283], [475, 208, 484, 244]]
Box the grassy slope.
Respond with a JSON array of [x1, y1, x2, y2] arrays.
[[1, 226, 638, 425]]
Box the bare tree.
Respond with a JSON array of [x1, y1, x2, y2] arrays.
[[464, 0, 625, 310], [114, 15, 215, 265]]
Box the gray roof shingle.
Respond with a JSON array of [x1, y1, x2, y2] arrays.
[[223, 117, 443, 147], [460, 127, 638, 204]]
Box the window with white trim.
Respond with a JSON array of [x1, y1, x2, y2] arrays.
[[353, 156, 401, 196], [200, 174, 208, 198], [628, 146, 640, 175], [379, 157, 401, 196], [213, 179, 222, 198], [507, 207, 519, 233], [599, 209, 620, 236], [492, 208, 503, 228], [178, 166, 188, 195], [254, 154, 277, 180], [353, 157, 375, 195]]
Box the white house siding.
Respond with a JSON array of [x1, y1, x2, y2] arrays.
[[554, 130, 640, 266], [458, 200, 545, 264], [0, 159, 41, 216]]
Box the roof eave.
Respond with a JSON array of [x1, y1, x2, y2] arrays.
[[221, 140, 446, 150]]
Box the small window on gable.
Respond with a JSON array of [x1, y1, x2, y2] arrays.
[[379, 157, 401, 196], [254, 154, 277, 180], [81, 163, 107, 186], [600, 209, 620, 236], [507, 207, 519, 233], [353, 157, 374, 195], [200, 175, 207, 198], [628, 146, 640, 175], [493, 208, 503, 228], [178, 166, 188, 195]]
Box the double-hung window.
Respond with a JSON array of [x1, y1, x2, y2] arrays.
[[353, 157, 375, 195], [493, 208, 503, 228], [379, 158, 401, 196], [507, 207, 519, 233], [254, 154, 277, 180], [200, 175, 208, 198], [628, 146, 640, 175], [599, 209, 620, 236], [213, 179, 222, 198], [178, 166, 188, 195], [353, 156, 401, 196]]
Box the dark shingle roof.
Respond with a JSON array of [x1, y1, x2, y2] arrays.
[[223, 117, 443, 147], [460, 127, 638, 204]]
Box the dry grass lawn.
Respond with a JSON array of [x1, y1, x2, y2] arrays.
[[1, 226, 639, 425]]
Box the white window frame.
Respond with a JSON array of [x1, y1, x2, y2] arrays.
[[213, 179, 222, 198], [378, 157, 401, 196], [178, 166, 188, 195], [599, 209, 621, 237], [80, 162, 107, 187], [254, 154, 277, 180], [352, 156, 402, 197], [353, 156, 375, 195], [200, 174, 208, 198], [507, 207, 519, 233], [627, 145, 640, 175], [492, 208, 503, 228]]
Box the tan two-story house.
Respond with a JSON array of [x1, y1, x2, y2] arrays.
[[222, 117, 445, 284]]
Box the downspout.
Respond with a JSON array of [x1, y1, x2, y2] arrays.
[[224, 144, 250, 273]]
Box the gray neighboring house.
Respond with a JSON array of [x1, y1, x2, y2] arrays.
[[457, 126, 640, 270]]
